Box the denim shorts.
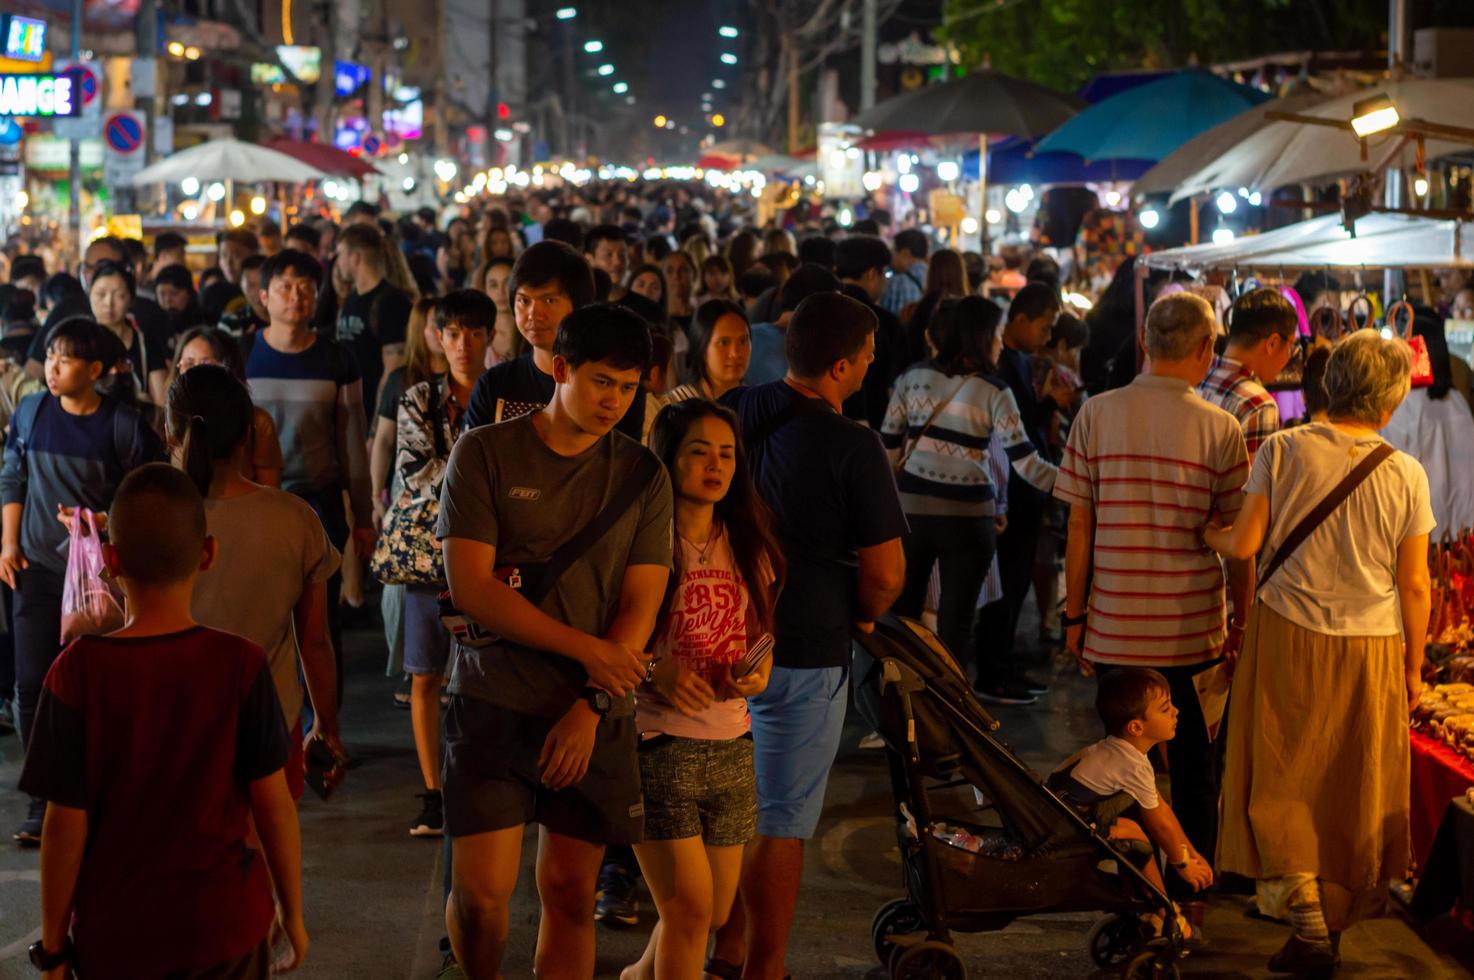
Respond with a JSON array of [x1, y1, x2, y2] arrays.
[[639, 733, 756, 846], [401, 584, 450, 676], [748, 665, 848, 839]]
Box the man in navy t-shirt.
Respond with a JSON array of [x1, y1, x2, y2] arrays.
[[716, 292, 908, 979]]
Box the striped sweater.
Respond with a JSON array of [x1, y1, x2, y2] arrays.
[[880, 364, 1056, 517]]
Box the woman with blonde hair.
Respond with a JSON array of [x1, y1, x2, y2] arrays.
[[1204, 329, 1433, 976]]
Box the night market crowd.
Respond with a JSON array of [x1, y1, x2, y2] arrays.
[[0, 178, 1465, 979]]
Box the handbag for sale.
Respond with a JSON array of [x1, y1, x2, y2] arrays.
[[370, 385, 448, 586], [1387, 300, 1434, 388]]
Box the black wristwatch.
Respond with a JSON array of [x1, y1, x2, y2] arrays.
[[29, 939, 73, 971], [1061, 611, 1088, 628], [582, 687, 612, 717]]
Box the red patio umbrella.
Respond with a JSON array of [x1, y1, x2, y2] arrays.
[[265, 137, 383, 179]]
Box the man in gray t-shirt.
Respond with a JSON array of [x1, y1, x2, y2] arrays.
[[436, 303, 670, 977]]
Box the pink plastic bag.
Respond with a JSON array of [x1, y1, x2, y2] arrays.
[[60, 508, 124, 644]]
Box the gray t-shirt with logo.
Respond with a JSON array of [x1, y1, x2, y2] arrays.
[[436, 414, 673, 718]]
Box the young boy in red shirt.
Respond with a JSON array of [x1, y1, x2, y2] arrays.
[[19, 463, 306, 978]]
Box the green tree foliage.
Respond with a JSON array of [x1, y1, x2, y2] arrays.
[[936, 0, 1405, 90]]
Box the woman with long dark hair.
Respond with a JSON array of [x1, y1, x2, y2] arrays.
[[169, 365, 343, 798], [623, 399, 785, 980], [881, 296, 1056, 702], [669, 299, 751, 402], [171, 326, 282, 487], [904, 248, 970, 365]]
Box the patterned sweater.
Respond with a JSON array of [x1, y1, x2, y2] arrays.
[[881, 364, 1056, 517]]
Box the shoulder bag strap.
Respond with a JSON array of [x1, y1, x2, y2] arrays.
[[895, 380, 960, 474], [524, 453, 662, 605], [1256, 442, 1395, 592], [427, 377, 447, 459]]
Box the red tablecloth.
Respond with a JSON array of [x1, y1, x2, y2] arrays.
[[1410, 730, 1474, 867]]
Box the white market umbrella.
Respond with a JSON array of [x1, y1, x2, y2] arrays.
[[1162, 77, 1474, 204], [130, 137, 330, 186]]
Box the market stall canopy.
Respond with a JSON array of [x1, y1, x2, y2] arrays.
[[1142, 212, 1474, 272], [1161, 78, 1474, 204], [1132, 87, 1334, 198], [130, 138, 330, 186], [265, 137, 382, 179], [962, 137, 1153, 185], [1034, 69, 1272, 162], [849, 69, 1082, 139]]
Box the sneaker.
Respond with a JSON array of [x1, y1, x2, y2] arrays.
[[594, 860, 640, 927], [410, 790, 443, 837], [13, 797, 44, 847], [974, 682, 1038, 706], [858, 731, 886, 750], [1017, 672, 1052, 696]]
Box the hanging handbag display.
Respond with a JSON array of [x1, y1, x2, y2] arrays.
[[370, 385, 448, 586]]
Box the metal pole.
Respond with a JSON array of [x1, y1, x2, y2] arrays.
[[787, 38, 799, 154], [860, 0, 876, 111], [1384, 0, 1408, 304], [68, 0, 82, 264]]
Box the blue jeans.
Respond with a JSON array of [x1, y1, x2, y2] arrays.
[[748, 664, 848, 839]]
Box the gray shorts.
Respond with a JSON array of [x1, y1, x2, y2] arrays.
[[638, 733, 756, 847]]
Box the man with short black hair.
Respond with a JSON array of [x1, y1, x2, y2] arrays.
[[440, 302, 671, 978], [973, 281, 1066, 705], [834, 236, 905, 429], [797, 236, 836, 270], [584, 224, 628, 287], [149, 232, 188, 280], [1197, 286, 1296, 464], [245, 249, 374, 705], [716, 292, 907, 980], [344, 201, 380, 227], [221, 255, 269, 336], [335, 222, 413, 421], [466, 242, 644, 441], [284, 223, 321, 256], [879, 228, 928, 316]]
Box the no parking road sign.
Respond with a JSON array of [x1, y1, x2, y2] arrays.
[[104, 111, 144, 155], [103, 111, 146, 188]]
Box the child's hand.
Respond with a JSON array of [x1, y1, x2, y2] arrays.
[[270, 908, 308, 972], [0, 543, 26, 589], [1174, 854, 1214, 891]]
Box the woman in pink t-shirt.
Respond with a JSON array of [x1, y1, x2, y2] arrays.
[[622, 400, 785, 980]]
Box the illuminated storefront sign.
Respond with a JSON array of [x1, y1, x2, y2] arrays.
[[0, 72, 76, 116], [2, 16, 46, 62]]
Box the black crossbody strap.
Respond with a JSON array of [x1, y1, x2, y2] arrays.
[[1256, 442, 1395, 593], [525, 452, 662, 605]]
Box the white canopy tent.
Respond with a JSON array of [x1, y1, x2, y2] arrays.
[[1142, 212, 1474, 272], [130, 138, 329, 186], [1159, 78, 1474, 204]]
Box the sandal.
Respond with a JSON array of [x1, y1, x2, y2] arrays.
[[703, 959, 743, 980]]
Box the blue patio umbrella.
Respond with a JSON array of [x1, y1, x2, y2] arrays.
[[1033, 68, 1271, 162], [962, 137, 1154, 185]]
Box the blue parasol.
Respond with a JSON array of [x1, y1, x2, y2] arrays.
[[1033, 68, 1272, 162]]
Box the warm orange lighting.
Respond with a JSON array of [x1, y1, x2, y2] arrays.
[[712, 113, 725, 127]]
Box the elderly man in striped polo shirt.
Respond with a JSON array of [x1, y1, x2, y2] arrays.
[[1055, 292, 1251, 922]]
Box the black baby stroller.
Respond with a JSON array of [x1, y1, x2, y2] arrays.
[[852, 614, 1187, 980]]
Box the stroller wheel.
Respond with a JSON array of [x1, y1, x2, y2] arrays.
[[871, 898, 926, 966], [1122, 949, 1180, 980], [1087, 913, 1145, 968], [892, 940, 967, 980]]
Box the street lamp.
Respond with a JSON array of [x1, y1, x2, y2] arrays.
[[583, 39, 603, 53], [721, 53, 737, 65], [654, 115, 668, 128], [719, 26, 739, 38], [1350, 93, 1398, 137], [712, 113, 725, 127], [712, 79, 726, 89], [555, 6, 576, 19], [613, 82, 628, 94], [597, 64, 614, 76]]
